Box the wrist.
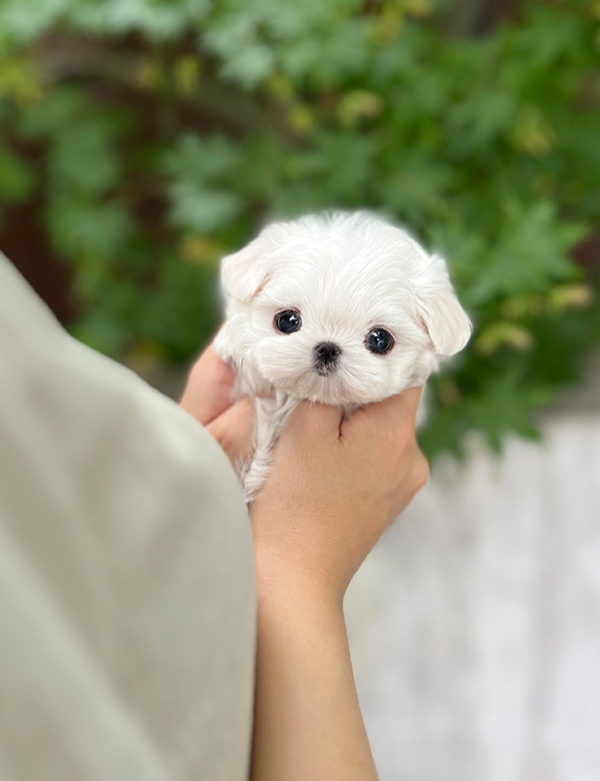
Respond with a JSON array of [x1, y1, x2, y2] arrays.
[[255, 549, 346, 624], [251, 550, 377, 781]]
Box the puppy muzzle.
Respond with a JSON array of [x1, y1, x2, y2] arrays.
[[313, 342, 342, 375]]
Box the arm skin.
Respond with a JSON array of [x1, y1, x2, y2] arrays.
[[180, 344, 429, 781]]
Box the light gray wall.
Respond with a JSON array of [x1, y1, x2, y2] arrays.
[[346, 412, 600, 781]]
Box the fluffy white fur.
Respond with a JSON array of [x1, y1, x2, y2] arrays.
[[214, 210, 471, 501]]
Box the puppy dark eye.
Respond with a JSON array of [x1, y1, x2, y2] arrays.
[[365, 328, 394, 355], [274, 309, 302, 334]]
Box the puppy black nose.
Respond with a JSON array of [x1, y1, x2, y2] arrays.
[[314, 342, 342, 365]]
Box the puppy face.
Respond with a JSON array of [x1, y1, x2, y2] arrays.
[[216, 211, 471, 405]]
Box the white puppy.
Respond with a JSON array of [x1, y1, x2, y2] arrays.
[[214, 210, 471, 501]]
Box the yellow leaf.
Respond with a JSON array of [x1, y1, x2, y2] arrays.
[[136, 58, 163, 91], [476, 322, 534, 356], [0, 58, 43, 104], [399, 0, 432, 16], [337, 90, 384, 126], [369, 5, 404, 46], [174, 56, 201, 96], [511, 105, 556, 157], [289, 104, 316, 135], [369, 0, 431, 45], [124, 342, 169, 374], [501, 293, 545, 319], [267, 73, 295, 102], [180, 235, 225, 264], [548, 284, 595, 313]]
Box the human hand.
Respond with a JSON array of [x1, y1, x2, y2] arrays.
[[179, 344, 255, 465], [251, 387, 428, 606]]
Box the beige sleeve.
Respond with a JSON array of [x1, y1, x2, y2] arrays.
[[0, 253, 255, 781]]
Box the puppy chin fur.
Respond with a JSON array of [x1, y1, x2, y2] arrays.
[[214, 210, 471, 502]]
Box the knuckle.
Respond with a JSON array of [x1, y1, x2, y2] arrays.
[[396, 427, 417, 456], [208, 420, 229, 451], [413, 451, 430, 489], [238, 395, 255, 418]]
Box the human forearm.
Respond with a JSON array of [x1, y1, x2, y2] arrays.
[[251, 568, 378, 781], [249, 392, 427, 781]]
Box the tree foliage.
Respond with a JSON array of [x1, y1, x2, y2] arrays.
[[0, 0, 599, 458]]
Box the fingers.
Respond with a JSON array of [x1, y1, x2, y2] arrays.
[[410, 448, 430, 491], [342, 386, 423, 439], [276, 389, 424, 455], [180, 341, 255, 465], [392, 385, 424, 417], [281, 400, 345, 443], [366, 385, 423, 425], [180, 343, 237, 426], [387, 444, 430, 526], [206, 395, 255, 464]]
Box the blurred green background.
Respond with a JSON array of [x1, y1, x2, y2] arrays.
[[1, 0, 599, 459]]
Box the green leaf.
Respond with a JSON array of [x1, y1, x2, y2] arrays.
[[1, 0, 599, 464], [420, 370, 550, 459], [49, 122, 120, 196], [0, 144, 35, 201], [47, 197, 131, 257], [461, 201, 585, 306], [164, 133, 241, 183], [168, 183, 241, 232]]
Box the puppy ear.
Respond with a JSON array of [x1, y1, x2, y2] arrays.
[[221, 234, 272, 301], [416, 255, 472, 356]]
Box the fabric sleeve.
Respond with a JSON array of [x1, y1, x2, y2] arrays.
[[0, 253, 255, 781]]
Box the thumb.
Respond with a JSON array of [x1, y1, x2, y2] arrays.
[[206, 395, 255, 464]]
